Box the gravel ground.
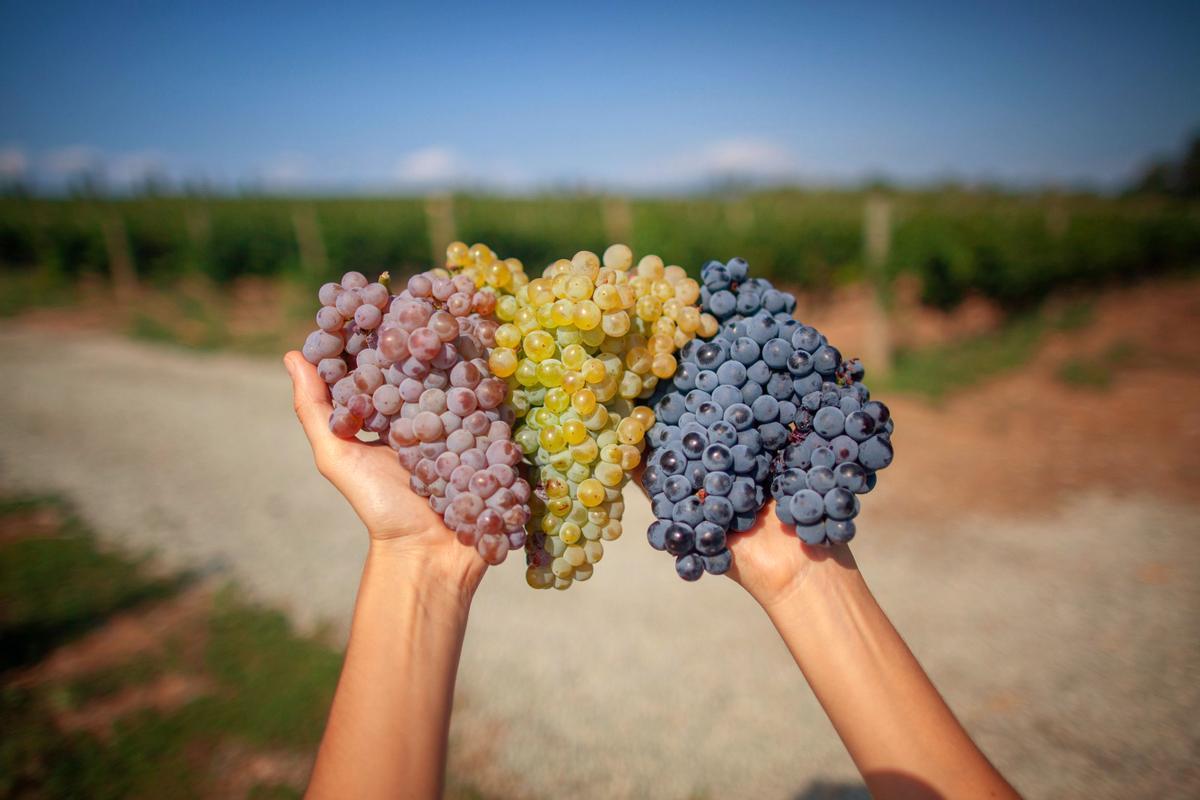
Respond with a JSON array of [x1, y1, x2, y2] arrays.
[[1, 325, 1197, 799]]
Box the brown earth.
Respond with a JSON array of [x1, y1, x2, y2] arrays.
[[881, 277, 1200, 518]]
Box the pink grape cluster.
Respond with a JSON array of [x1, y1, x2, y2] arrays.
[[301, 269, 532, 564]]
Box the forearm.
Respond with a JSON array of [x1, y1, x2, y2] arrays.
[[760, 544, 1017, 799], [307, 543, 479, 800]]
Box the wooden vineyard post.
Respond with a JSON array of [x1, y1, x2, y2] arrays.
[[184, 204, 211, 274], [291, 204, 328, 277], [30, 202, 57, 280], [425, 193, 457, 264], [101, 210, 138, 305], [602, 195, 633, 246], [863, 194, 894, 379]]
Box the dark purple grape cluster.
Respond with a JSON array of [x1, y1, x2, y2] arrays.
[[640, 259, 895, 580], [302, 270, 532, 564]]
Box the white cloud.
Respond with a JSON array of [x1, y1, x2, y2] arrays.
[[690, 138, 799, 176], [625, 137, 803, 188], [107, 150, 170, 185], [394, 146, 468, 185], [261, 152, 311, 187], [0, 145, 28, 179], [44, 145, 103, 178]]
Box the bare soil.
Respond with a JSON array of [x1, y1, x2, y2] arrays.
[[882, 276, 1200, 518]]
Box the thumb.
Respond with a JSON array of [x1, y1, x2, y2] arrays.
[[284, 351, 338, 459]]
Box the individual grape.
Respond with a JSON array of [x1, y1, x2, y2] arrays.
[[834, 460, 867, 492], [704, 471, 733, 496], [372, 384, 402, 415], [861, 400, 891, 426], [648, 520, 669, 551], [723, 403, 753, 430], [695, 370, 719, 392], [824, 488, 859, 520], [675, 553, 705, 581], [810, 446, 836, 469], [706, 420, 738, 448], [794, 521, 826, 545], [857, 435, 895, 470], [789, 490, 825, 525], [329, 408, 363, 439], [318, 357, 348, 384], [708, 291, 737, 319], [702, 550, 732, 575], [354, 303, 383, 330], [716, 361, 747, 386], [813, 406, 846, 438], [664, 523, 694, 555], [825, 518, 856, 544], [829, 435, 859, 463], [701, 496, 734, 527], [807, 465, 836, 494], [335, 290, 363, 318], [673, 496, 705, 526], [694, 521, 727, 555], [701, 443, 734, 472], [651, 492, 675, 519], [302, 330, 344, 364], [844, 410, 877, 441]]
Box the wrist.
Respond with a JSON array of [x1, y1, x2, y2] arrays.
[[365, 539, 486, 609], [759, 547, 856, 610]]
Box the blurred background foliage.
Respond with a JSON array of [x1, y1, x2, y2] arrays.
[[2, 180, 1197, 314]]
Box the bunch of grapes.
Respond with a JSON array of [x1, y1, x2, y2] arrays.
[[640, 258, 895, 580], [485, 245, 718, 590], [301, 249, 893, 587], [301, 268, 532, 564]]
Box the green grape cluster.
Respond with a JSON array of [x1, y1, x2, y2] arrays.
[[479, 244, 719, 589]]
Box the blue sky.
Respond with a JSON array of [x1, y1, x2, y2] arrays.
[[1, 1, 1197, 192]]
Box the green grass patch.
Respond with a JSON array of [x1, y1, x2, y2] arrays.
[[0, 495, 183, 671], [882, 314, 1046, 399], [128, 288, 230, 350], [0, 271, 75, 317], [200, 591, 341, 749], [128, 311, 183, 345], [1053, 299, 1095, 331], [882, 299, 1103, 399], [1057, 342, 1139, 390]]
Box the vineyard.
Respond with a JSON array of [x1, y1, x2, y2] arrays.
[[1, 190, 1198, 312]]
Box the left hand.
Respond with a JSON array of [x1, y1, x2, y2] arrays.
[[284, 351, 487, 592]]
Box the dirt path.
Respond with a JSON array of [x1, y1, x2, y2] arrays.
[[1, 323, 1198, 799]]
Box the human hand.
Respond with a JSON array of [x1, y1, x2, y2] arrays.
[[284, 351, 486, 594], [726, 505, 858, 611]]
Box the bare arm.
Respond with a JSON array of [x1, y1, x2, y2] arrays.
[[729, 514, 1019, 800], [306, 543, 481, 799], [285, 352, 486, 799]]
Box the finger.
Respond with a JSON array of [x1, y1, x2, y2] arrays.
[[284, 351, 338, 454]]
